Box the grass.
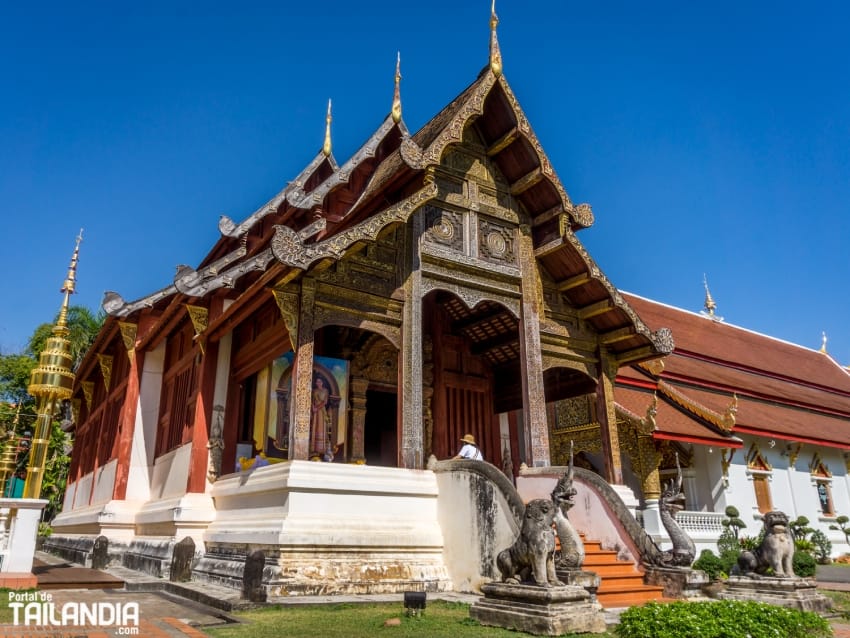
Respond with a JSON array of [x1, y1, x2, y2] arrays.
[[205, 600, 618, 638], [822, 588, 850, 619]]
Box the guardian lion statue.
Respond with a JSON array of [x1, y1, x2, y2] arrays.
[[497, 498, 564, 587], [735, 510, 796, 578]]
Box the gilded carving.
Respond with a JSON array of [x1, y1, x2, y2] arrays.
[[185, 304, 209, 355], [423, 206, 463, 251], [97, 354, 113, 392], [478, 217, 516, 264], [272, 184, 437, 269], [657, 380, 735, 433], [117, 322, 137, 363], [81, 381, 94, 411], [553, 395, 592, 431], [71, 398, 81, 425], [271, 288, 300, 353], [422, 335, 434, 459]]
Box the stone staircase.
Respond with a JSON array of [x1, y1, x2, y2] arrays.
[[581, 536, 667, 608]]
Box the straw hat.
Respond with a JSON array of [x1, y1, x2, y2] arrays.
[[460, 433, 477, 445]]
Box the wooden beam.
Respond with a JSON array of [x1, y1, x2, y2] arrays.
[[531, 204, 564, 227], [557, 273, 591, 292], [486, 126, 519, 156], [578, 299, 613, 320], [451, 308, 513, 333], [471, 331, 518, 356], [616, 345, 657, 366], [600, 326, 635, 345], [510, 167, 543, 195]]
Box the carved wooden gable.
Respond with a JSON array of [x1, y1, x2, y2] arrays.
[[422, 125, 522, 271]]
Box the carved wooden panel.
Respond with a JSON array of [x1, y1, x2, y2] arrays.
[[478, 216, 516, 265], [423, 206, 463, 252]]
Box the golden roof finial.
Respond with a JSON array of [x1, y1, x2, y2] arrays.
[[56, 229, 83, 332], [322, 99, 332, 157], [391, 52, 402, 124], [703, 274, 716, 317], [489, 0, 502, 77], [820, 331, 828, 354]]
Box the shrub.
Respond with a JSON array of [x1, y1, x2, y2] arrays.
[[721, 505, 746, 540], [692, 549, 724, 581], [615, 600, 830, 638], [719, 549, 740, 575], [810, 529, 832, 564], [790, 516, 815, 543], [716, 527, 739, 555], [793, 551, 816, 578], [830, 514, 850, 545], [37, 522, 52, 537]]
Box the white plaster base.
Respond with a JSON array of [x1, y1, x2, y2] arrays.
[[0, 498, 48, 573], [194, 461, 450, 595]]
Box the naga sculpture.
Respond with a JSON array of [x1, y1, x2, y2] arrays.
[[655, 455, 696, 567], [497, 499, 565, 587], [551, 441, 585, 570], [735, 511, 795, 578]]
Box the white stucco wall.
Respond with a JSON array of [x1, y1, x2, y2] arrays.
[[150, 442, 192, 500], [90, 459, 117, 506]]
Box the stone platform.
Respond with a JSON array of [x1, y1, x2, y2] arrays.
[[470, 582, 606, 636], [718, 575, 832, 612]]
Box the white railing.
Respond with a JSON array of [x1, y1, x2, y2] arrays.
[[676, 510, 725, 536]]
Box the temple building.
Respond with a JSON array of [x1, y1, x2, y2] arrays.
[[48, 11, 850, 595]]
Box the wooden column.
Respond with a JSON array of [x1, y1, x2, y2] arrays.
[[186, 338, 219, 493], [111, 347, 144, 501], [349, 377, 368, 463], [289, 278, 316, 460], [596, 348, 623, 484], [400, 218, 424, 469], [517, 225, 550, 467]]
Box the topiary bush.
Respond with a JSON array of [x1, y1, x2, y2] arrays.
[[810, 529, 832, 564], [615, 600, 831, 638], [692, 549, 724, 581], [793, 550, 816, 577]]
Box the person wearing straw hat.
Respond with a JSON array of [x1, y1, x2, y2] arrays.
[[454, 433, 483, 461]]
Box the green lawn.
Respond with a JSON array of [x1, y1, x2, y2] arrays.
[[205, 601, 618, 638]]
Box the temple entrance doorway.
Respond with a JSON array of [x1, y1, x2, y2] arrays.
[[364, 389, 398, 467]]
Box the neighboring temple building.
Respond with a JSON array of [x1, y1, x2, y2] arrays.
[[48, 13, 850, 594]]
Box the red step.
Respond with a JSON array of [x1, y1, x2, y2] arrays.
[[578, 535, 667, 608]]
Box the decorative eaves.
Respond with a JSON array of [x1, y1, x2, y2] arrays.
[[555, 229, 675, 356], [218, 150, 337, 238], [286, 114, 409, 210], [396, 70, 593, 229], [657, 380, 738, 433]]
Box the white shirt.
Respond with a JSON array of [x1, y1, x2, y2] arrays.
[[458, 443, 483, 460]]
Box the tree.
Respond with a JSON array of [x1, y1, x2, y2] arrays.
[[0, 304, 103, 520], [27, 305, 104, 370]]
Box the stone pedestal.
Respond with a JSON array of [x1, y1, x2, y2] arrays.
[[556, 568, 601, 602], [644, 566, 708, 599], [718, 576, 832, 612], [0, 498, 48, 573], [470, 582, 607, 636]]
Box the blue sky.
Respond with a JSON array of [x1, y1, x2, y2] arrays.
[[2, 1, 849, 366]]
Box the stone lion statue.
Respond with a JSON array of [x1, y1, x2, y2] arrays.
[[735, 510, 795, 578], [497, 498, 564, 587]]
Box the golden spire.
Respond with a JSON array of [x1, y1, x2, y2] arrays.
[[24, 232, 81, 499], [820, 331, 828, 354], [391, 52, 402, 124], [703, 274, 716, 317], [56, 228, 83, 333], [322, 99, 333, 157], [489, 0, 503, 77]]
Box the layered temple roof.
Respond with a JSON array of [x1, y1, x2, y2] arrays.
[[618, 293, 850, 449], [98, 27, 672, 366]]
